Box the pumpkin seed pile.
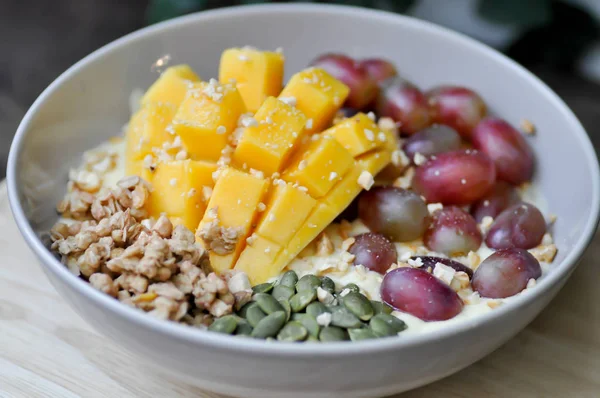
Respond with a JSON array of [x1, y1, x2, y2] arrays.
[[207, 271, 407, 342]]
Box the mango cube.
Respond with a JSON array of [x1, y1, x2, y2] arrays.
[[232, 97, 307, 175], [279, 67, 349, 133], [146, 160, 217, 230], [141, 65, 200, 107], [356, 150, 392, 176], [124, 102, 178, 176], [282, 136, 354, 198], [324, 113, 381, 156], [255, 181, 316, 245], [196, 167, 268, 274], [219, 48, 285, 113], [173, 80, 246, 161], [234, 235, 283, 285]]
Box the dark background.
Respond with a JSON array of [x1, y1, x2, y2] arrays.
[[2, 0, 600, 179]]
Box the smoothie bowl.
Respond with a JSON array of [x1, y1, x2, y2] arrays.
[[7, 4, 600, 397]]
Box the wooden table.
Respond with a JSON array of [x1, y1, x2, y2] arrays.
[[1, 181, 599, 398]]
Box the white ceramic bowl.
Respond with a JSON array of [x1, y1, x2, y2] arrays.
[[7, 4, 600, 397]]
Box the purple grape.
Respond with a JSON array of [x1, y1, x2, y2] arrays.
[[381, 267, 463, 321], [349, 233, 397, 274], [402, 124, 462, 161], [358, 58, 398, 84], [472, 248, 541, 298], [470, 181, 521, 223], [376, 79, 432, 135], [358, 186, 429, 242], [424, 207, 482, 256], [427, 85, 487, 139], [411, 256, 473, 278], [485, 203, 546, 250]]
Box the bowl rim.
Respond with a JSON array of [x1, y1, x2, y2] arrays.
[[7, 2, 600, 357]]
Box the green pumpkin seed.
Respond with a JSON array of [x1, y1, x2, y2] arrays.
[[292, 313, 320, 337], [370, 300, 393, 315], [278, 299, 291, 321], [252, 282, 275, 294], [272, 285, 295, 301], [246, 304, 267, 327], [296, 274, 321, 292], [306, 335, 320, 342], [251, 311, 287, 338], [319, 326, 348, 342], [341, 283, 360, 294], [208, 315, 238, 334], [320, 276, 336, 294], [277, 321, 308, 342], [348, 328, 377, 341], [279, 270, 299, 288], [237, 301, 255, 319], [255, 293, 284, 315], [289, 289, 317, 312], [369, 314, 407, 337], [330, 306, 363, 328], [306, 302, 330, 318], [235, 320, 253, 336], [342, 292, 374, 321]]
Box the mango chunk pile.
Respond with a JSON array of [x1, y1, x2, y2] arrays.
[[124, 48, 398, 285]]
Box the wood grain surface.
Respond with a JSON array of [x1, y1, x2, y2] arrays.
[[1, 180, 598, 398]]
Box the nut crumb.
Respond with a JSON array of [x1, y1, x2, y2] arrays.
[[393, 167, 415, 189], [413, 152, 427, 166], [521, 119, 536, 135], [341, 237, 355, 252], [357, 171, 374, 190], [316, 232, 334, 256], [529, 243, 557, 263]]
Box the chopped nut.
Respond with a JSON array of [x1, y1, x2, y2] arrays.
[[357, 171, 374, 190], [479, 216, 494, 233], [467, 251, 481, 270], [427, 203, 443, 214], [316, 312, 332, 327], [393, 167, 414, 189], [413, 152, 427, 166], [529, 243, 557, 263], [526, 278, 537, 289], [341, 237, 355, 252], [520, 119, 536, 135], [316, 232, 334, 256], [449, 271, 470, 292], [316, 286, 335, 305], [433, 262, 456, 285]]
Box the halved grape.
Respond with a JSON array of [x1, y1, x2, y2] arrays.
[[427, 86, 487, 139], [411, 256, 473, 278], [402, 124, 462, 160], [472, 117, 534, 185], [424, 207, 482, 256], [349, 233, 397, 274], [381, 267, 463, 321], [485, 203, 546, 250], [310, 53, 378, 109], [412, 149, 496, 205], [359, 58, 398, 84], [358, 186, 429, 242], [376, 79, 432, 135], [472, 248, 541, 298], [470, 181, 521, 222]]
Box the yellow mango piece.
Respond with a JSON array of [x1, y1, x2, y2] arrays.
[[321, 164, 364, 209], [197, 167, 268, 274], [234, 235, 283, 285], [219, 48, 285, 113], [255, 181, 316, 246], [232, 97, 307, 175], [279, 67, 349, 133], [356, 150, 392, 176], [282, 136, 354, 198], [173, 80, 246, 161], [124, 102, 178, 176], [146, 160, 217, 230], [141, 65, 200, 107], [324, 113, 381, 156]]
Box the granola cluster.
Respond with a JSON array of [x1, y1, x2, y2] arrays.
[[50, 170, 251, 327]]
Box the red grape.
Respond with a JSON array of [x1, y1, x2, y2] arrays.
[[427, 86, 487, 139], [412, 149, 496, 205], [485, 203, 546, 250], [472, 248, 541, 298], [381, 267, 463, 321], [376, 79, 432, 135], [359, 58, 398, 84], [358, 186, 429, 242], [472, 117, 534, 185], [402, 124, 462, 160], [424, 207, 482, 256], [349, 233, 397, 274], [470, 181, 521, 222], [311, 53, 378, 110], [411, 256, 473, 278]]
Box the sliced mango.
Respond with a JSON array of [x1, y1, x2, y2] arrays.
[[279, 67, 349, 133], [324, 113, 381, 157], [219, 48, 285, 113], [196, 167, 268, 274], [234, 235, 283, 284], [173, 80, 246, 162], [356, 150, 392, 176], [145, 160, 216, 230], [232, 97, 306, 175], [142, 65, 200, 107]]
